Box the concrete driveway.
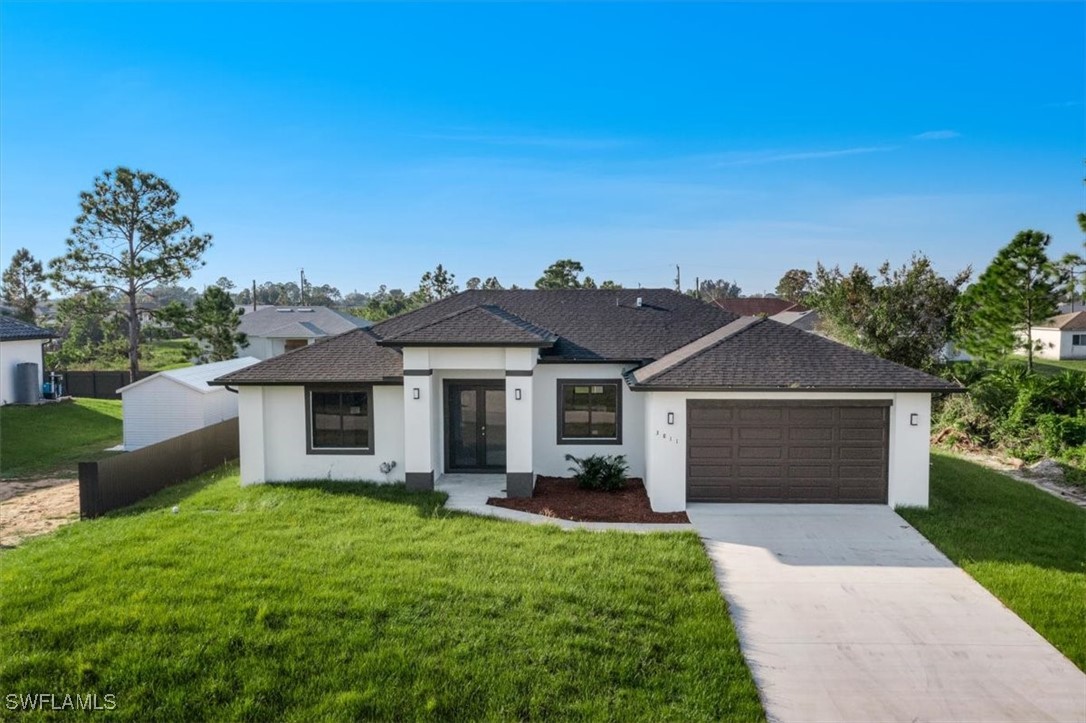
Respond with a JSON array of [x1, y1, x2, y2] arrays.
[[687, 504, 1086, 723]]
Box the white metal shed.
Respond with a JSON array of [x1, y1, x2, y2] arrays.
[[118, 357, 260, 451]]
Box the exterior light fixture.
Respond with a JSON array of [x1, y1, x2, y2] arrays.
[[909, 413, 919, 426], [412, 388, 420, 400], [667, 412, 675, 425], [515, 388, 522, 401]]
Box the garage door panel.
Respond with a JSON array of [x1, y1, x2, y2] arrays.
[[739, 427, 784, 441], [689, 426, 734, 441], [686, 401, 888, 504], [789, 427, 833, 441]]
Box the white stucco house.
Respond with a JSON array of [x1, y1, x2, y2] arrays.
[[1027, 311, 1086, 360], [0, 316, 55, 406], [236, 306, 371, 360], [213, 289, 959, 512], [118, 357, 260, 450]]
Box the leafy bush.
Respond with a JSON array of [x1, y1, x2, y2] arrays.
[[934, 363, 1086, 470], [565, 453, 629, 491]]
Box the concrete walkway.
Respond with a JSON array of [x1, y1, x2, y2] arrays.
[[687, 504, 1086, 723], [435, 474, 694, 532]]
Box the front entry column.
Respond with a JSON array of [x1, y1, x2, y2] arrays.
[[403, 371, 435, 490], [505, 370, 534, 498]]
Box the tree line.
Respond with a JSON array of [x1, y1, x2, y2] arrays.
[[4, 165, 1084, 378]]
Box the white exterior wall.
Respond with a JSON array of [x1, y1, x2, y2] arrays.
[[642, 390, 932, 512], [0, 339, 45, 405], [1064, 331, 1086, 359], [122, 377, 205, 450], [1032, 328, 1065, 360], [531, 363, 645, 478], [237, 384, 405, 485]]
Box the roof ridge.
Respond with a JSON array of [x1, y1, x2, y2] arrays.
[[632, 316, 765, 384]]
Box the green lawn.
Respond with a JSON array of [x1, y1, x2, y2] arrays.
[[0, 398, 122, 478], [1002, 357, 1086, 375], [899, 453, 1086, 670], [63, 339, 193, 372], [0, 467, 764, 721]]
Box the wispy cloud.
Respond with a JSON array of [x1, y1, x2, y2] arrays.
[[421, 130, 629, 151], [913, 130, 961, 141], [712, 146, 896, 167]]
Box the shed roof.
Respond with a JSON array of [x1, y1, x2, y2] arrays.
[[118, 357, 261, 395]]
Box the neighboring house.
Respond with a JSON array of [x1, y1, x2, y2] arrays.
[[713, 297, 820, 332], [214, 289, 957, 512], [0, 316, 55, 406], [118, 357, 260, 450], [236, 306, 372, 360], [1027, 311, 1086, 360]]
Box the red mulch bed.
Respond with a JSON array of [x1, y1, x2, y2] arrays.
[[487, 476, 690, 524]]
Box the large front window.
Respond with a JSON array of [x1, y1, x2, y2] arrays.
[[307, 388, 373, 453], [558, 380, 622, 444]]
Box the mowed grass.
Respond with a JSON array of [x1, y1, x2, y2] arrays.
[[0, 467, 764, 721], [0, 398, 122, 478], [899, 453, 1086, 670], [63, 339, 193, 372]]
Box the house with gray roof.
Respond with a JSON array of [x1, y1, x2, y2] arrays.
[[236, 306, 371, 360], [214, 289, 958, 511], [1025, 311, 1086, 360], [0, 316, 55, 405]]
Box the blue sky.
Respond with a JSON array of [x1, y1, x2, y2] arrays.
[[2, 2, 1082, 296]]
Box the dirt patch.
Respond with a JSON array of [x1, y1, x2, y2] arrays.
[[0, 478, 79, 548], [488, 476, 690, 524]]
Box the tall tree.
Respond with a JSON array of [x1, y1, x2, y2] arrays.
[[1057, 251, 1086, 311], [809, 255, 970, 373], [465, 276, 482, 291], [536, 259, 586, 289], [214, 276, 236, 292], [416, 264, 459, 303], [481, 276, 503, 290], [689, 278, 742, 302], [163, 286, 246, 363], [49, 167, 212, 377], [774, 268, 812, 303], [48, 291, 130, 369], [957, 230, 1060, 371], [1, 248, 49, 323]]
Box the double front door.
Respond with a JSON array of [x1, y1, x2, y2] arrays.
[[446, 382, 506, 471]]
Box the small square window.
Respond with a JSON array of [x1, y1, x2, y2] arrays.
[[558, 380, 622, 444], [307, 388, 373, 454]]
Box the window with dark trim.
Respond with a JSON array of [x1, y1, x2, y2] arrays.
[[306, 387, 374, 454], [1073, 334, 1086, 347], [557, 380, 622, 444]]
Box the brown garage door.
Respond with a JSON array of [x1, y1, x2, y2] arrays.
[[687, 400, 889, 503]]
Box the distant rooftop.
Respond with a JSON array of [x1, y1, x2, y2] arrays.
[[237, 305, 371, 339]]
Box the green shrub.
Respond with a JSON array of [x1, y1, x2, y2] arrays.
[[565, 453, 629, 491], [1036, 412, 1086, 457]]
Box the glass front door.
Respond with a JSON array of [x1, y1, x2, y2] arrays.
[[446, 382, 506, 471]]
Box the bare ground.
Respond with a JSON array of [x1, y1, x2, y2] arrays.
[[0, 478, 79, 548]]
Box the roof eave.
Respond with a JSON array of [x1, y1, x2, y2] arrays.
[[626, 383, 964, 393], [375, 340, 556, 348], [209, 377, 405, 387]]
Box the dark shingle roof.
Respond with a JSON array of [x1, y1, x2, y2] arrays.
[[216, 328, 402, 385], [378, 305, 558, 347], [629, 317, 960, 392], [713, 297, 808, 316], [373, 289, 739, 361], [0, 316, 55, 341], [237, 306, 371, 338]]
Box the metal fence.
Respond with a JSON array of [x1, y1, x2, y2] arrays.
[[79, 417, 239, 518], [61, 370, 152, 399]]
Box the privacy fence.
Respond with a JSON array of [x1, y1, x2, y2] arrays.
[[61, 370, 152, 399], [79, 417, 239, 519]]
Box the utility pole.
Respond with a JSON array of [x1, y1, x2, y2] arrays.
[[675, 265, 681, 292], [695, 276, 700, 300], [252, 280, 257, 311], [300, 268, 306, 305]]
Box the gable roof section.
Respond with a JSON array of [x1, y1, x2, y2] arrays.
[[237, 306, 371, 338], [713, 297, 807, 316], [118, 357, 261, 394], [373, 289, 739, 361], [377, 305, 558, 347], [1036, 311, 1086, 331], [214, 328, 403, 385], [629, 317, 960, 392], [0, 316, 55, 341]]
